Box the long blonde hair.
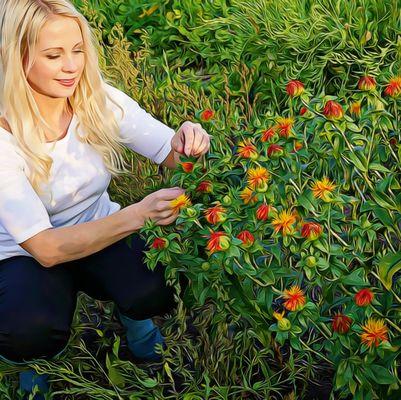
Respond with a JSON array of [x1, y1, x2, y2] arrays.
[[0, 0, 131, 195]]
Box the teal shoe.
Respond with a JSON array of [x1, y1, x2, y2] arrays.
[[19, 369, 49, 400], [116, 309, 165, 362]]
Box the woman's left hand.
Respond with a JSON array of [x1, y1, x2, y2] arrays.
[[171, 121, 212, 158]]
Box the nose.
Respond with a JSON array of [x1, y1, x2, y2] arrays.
[[62, 55, 79, 73]]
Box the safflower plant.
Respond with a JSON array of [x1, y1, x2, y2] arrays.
[[138, 76, 401, 399]]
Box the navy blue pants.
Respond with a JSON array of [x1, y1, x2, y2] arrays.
[[0, 234, 178, 363]]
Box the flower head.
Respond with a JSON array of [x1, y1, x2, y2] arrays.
[[354, 288, 374, 307], [240, 187, 258, 205], [181, 161, 194, 173], [261, 127, 277, 142], [273, 310, 291, 331], [237, 139, 258, 159], [332, 312, 352, 334], [276, 117, 294, 138], [267, 143, 284, 158], [283, 285, 306, 311], [350, 101, 361, 117], [170, 193, 191, 213], [237, 230, 255, 248], [323, 100, 344, 120], [151, 237, 168, 250], [384, 76, 401, 98], [200, 109, 214, 121], [206, 231, 230, 254], [311, 177, 336, 201], [292, 141, 303, 153], [272, 210, 297, 235], [286, 80, 305, 97], [196, 180, 213, 193], [301, 222, 323, 240], [256, 203, 271, 221], [360, 318, 388, 347], [247, 167, 269, 191], [300, 106, 308, 116], [204, 204, 227, 224], [358, 76, 376, 91]]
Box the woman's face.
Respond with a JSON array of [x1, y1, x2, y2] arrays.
[[25, 15, 85, 99]]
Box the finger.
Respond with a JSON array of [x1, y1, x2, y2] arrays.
[[172, 133, 185, 154], [158, 213, 180, 226], [192, 131, 207, 155], [157, 188, 186, 200], [183, 128, 195, 157], [193, 133, 210, 156]]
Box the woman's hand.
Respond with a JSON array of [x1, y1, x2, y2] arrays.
[[171, 121, 211, 157], [135, 187, 186, 227]]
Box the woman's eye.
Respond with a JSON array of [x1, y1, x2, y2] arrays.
[[47, 51, 84, 60]]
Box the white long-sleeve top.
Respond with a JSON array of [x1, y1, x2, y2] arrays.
[[0, 83, 175, 261]]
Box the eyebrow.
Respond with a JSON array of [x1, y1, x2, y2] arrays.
[[41, 41, 83, 52]]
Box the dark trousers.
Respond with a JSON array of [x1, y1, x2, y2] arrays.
[[0, 234, 178, 363]]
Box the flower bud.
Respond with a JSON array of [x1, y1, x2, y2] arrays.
[[301, 222, 323, 240], [358, 76, 376, 91], [256, 203, 271, 221], [278, 318, 292, 331], [222, 195, 232, 206], [196, 180, 213, 193], [200, 109, 214, 121], [237, 230, 255, 248], [267, 144, 284, 158], [185, 207, 198, 218], [201, 262, 211, 271], [151, 237, 168, 250], [181, 162, 194, 173], [323, 100, 344, 120], [286, 80, 305, 97], [305, 256, 317, 267]]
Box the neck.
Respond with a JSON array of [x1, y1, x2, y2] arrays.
[[31, 89, 72, 125]]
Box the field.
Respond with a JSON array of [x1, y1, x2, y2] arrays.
[[1, 0, 401, 399]]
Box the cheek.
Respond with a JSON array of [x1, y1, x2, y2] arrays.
[[27, 60, 59, 82]]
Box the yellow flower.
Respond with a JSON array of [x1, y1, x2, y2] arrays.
[[247, 167, 269, 191], [170, 193, 191, 213], [360, 318, 389, 347], [237, 139, 258, 159], [240, 187, 258, 205], [311, 177, 336, 201], [282, 285, 306, 311], [276, 117, 294, 138], [271, 210, 297, 235]]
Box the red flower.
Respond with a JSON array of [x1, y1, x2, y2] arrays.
[[301, 222, 323, 240], [323, 100, 344, 120], [360, 318, 389, 347], [204, 205, 226, 224], [276, 117, 294, 138], [267, 143, 284, 157], [358, 76, 376, 91], [152, 237, 167, 250], [256, 203, 271, 221], [237, 230, 255, 248], [384, 76, 401, 98], [196, 180, 213, 193], [354, 288, 374, 306], [237, 139, 258, 159], [181, 161, 194, 173], [300, 106, 308, 116], [200, 109, 214, 121], [332, 312, 352, 334], [283, 285, 306, 311], [286, 80, 305, 97], [206, 231, 230, 254], [389, 137, 397, 147], [261, 127, 276, 142]]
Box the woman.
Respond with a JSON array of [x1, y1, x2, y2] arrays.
[[0, 0, 211, 397]]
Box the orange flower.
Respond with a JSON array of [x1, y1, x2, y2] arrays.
[[350, 101, 361, 117], [332, 312, 352, 334], [276, 117, 294, 138], [323, 100, 344, 120], [358, 76, 376, 91], [181, 161, 194, 173], [286, 80, 305, 97], [292, 141, 303, 153], [272, 210, 297, 235], [267, 143, 284, 157], [384, 76, 401, 98], [237, 230, 255, 248], [196, 180, 213, 193], [240, 187, 258, 205], [311, 177, 336, 201], [256, 203, 271, 221], [301, 222, 323, 240], [237, 139, 258, 159], [200, 109, 214, 121], [299, 106, 308, 116], [261, 127, 277, 142], [204, 204, 227, 224], [206, 231, 230, 254], [170, 193, 191, 213], [151, 237, 168, 250], [247, 167, 269, 191], [360, 318, 388, 347], [283, 285, 306, 311], [354, 288, 374, 307]]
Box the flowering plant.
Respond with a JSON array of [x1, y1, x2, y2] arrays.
[[140, 76, 401, 398]]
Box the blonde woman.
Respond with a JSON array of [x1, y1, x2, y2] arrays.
[[0, 0, 211, 397]]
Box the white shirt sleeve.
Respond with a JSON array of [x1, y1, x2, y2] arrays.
[[0, 136, 53, 243], [104, 83, 175, 164]]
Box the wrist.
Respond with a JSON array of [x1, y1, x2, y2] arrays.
[[126, 202, 145, 232]]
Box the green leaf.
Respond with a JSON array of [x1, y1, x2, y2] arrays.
[[340, 268, 367, 286], [378, 252, 401, 290], [347, 152, 368, 172], [364, 364, 397, 385], [141, 378, 159, 388], [369, 163, 391, 173]]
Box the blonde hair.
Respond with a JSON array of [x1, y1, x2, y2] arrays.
[[0, 0, 131, 195]]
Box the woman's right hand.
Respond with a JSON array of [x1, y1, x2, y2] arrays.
[[135, 187, 186, 227]]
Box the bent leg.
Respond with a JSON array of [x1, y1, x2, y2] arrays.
[[0, 256, 77, 363]]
